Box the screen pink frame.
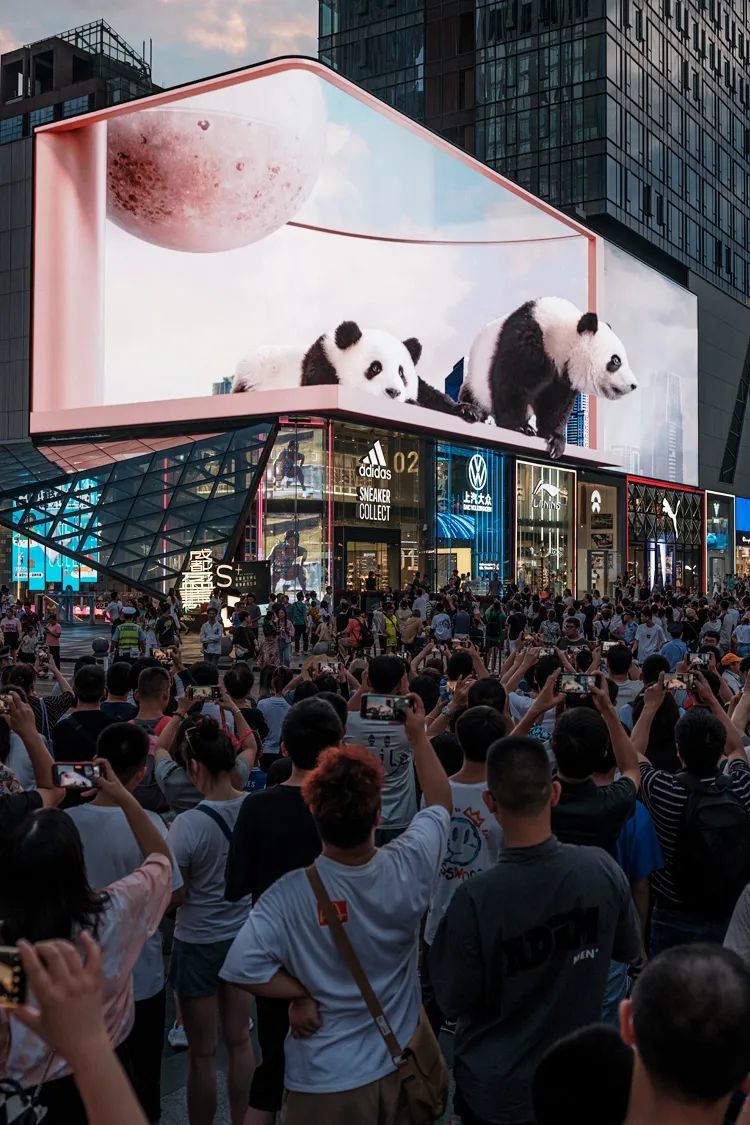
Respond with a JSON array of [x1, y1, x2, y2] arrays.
[[32, 56, 599, 437]]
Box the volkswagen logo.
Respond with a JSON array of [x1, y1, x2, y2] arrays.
[[468, 454, 488, 492]]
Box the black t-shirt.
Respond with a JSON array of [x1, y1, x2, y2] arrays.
[[155, 616, 178, 646], [51, 711, 117, 762], [552, 777, 637, 856], [238, 704, 269, 741], [430, 733, 464, 778], [0, 789, 42, 839], [100, 701, 138, 722], [225, 784, 321, 904]]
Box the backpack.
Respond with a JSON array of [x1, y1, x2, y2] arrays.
[[359, 620, 375, 649], [597, 622, 611, 642], [674, 771, 750, 916]]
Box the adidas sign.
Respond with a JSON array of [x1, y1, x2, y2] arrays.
[[358, 440, 392, 480]]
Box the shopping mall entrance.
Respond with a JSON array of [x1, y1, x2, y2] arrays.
[[337, 527, 401, 593]]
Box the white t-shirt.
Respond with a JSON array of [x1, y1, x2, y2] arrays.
[[220, 806, 450, 1094], [344, 712, 416, 830], [635, 623, 666, 660], [6, 733, 53, 791], [413, 594, 429, 621], [200, 620, 224, 654], [65, 805, 183, 1000], [424, 781, 503, 945], [169, 795, 251, 942]]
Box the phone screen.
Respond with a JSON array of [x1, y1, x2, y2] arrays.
[[360, 694, 413, 722], [188, 685, 220, 702], [0, 947, 25, 1008], [602, 641, 623, 653], [52, 763, 101, 789], [665, 673, 695, 692], [558, 673, 597, 696]]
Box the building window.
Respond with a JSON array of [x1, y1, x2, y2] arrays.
[[0, 115, 24, 144], [29, 106, 55, 129], [62, 95, 91, 119]]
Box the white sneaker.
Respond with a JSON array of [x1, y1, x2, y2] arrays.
[[167, 1021, 188, 1049]]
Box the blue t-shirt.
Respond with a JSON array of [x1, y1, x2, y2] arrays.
[[661, 638, 687, 671], [257, 696, 292, 756], [614, 801, 664, 882]]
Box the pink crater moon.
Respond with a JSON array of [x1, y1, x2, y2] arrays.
[[107, 107, 322, 252]]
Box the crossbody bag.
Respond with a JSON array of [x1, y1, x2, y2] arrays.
[[305, 865, 448, 1124]]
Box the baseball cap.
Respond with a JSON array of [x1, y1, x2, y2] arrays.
[[123, 606, 137, 616], [721, 653, 742, 666]]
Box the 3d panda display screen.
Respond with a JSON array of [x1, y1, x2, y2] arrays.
[[231, 297, 637, 459]]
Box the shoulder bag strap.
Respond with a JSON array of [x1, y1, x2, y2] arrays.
[[305, 864, 403, 1062], [195, 803, 233, 844]]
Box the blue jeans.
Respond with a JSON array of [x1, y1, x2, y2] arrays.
[[278, 640, 291, 666], [650, 905, 729, 957], [601, 960, 629, 1026]]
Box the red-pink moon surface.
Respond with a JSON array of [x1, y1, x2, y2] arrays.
[[107, 107, 320, 252]]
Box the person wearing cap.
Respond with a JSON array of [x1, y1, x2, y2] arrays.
[[661, 622, 688, 671], [721, 653, 744, 695], [110, 606, 145, 662]]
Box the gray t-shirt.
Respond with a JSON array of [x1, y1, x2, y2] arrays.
[[344, 712, 416, 830], [429, 836, 640, 1124], [725, 884, 750, 968]]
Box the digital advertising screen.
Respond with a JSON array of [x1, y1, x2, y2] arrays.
[[32, 59, 698, 471]]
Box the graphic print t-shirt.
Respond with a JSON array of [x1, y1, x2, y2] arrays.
[[345, 712, 416, 830], [424, 780, 503, 945]]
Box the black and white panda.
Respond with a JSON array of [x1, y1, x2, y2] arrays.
[[232, 320, 480, 420], [460, 297, 638, 458]]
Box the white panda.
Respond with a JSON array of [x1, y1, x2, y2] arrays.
[[232, 320, 481, 419], [460, 297, 638, 458]]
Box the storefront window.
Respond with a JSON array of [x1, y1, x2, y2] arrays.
[[736, 497, 750, 581], [515, 461, 576, 594], [332, 423, 427, 593], [627, 480, 703, 592], [576, 479, 622, 594], [706, 492, 734, 590], [435, 443, 508, 592]]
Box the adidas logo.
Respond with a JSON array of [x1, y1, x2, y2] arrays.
[[358, 440, 392, 480]]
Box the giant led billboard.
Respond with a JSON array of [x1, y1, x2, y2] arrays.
[[32, 58, 691, 469]]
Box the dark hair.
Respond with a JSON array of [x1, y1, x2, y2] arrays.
[[456, 706, 508, 763], [128, 657, 160, 692], [74, 663, 106, 704], [73, 655, 97, 676], [529, 653, 562, 692], [179, 716, 235, 776], [302, 745, 383, 847], [106, 662, 133, 698], [317, 691, 348, 730], [641, 653, 670, 685], [447, 651, 474, 680], [136, 665, 170, 702], [189, 661, 220, 687], [632, 944, 750, 1103], [0, 686, 27, 762], [96, 722, 149, 784], [5, 664, 35, 695], [467, 678, 506, 712], [486, 736, 553, 814], [312, 673, 338, 694], [675, 707, 726, 775], [606, 645, 633, 676], [292, 681, 318, 702], [0, 810, 108, 944], [367, 655, 406, 693], [409, 674, 440, 714], [532, 1024, 633, 1125], [553, 709, 611, 780], [281, 698, 343, 770], [224, 663, 254, 699]]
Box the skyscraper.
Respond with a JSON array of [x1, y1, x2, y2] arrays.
[[319, 0, 750, 492]]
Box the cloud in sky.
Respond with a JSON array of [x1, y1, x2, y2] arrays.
[[0, 0, 318, 86]]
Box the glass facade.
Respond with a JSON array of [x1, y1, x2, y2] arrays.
[[436, 442, 509, 592], [736, 496, 750, 579], [705, 491, 734, 589], [627, 478, 704, 591], [515, 460, 576, 594], [576, 477, 623, 594]]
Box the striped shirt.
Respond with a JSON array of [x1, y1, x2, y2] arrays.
[[639, 759, 750, 907]]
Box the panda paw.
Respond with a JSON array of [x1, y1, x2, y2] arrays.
[[457, 401, 483, 423], [519, 422, 537, 437], [547, 434, 566, 460]]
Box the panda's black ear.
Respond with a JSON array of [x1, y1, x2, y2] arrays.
[[334, 321, 362, 350], [577, 312, 599, 335], [403, 337, 422, 366]]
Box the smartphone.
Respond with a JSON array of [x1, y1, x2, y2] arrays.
[[327, 643, 338, 656], [690, 653, 710, 668], [152, 648, 173, 668], [360, 693, 414, 722], [187, 685, 221, 702], [557, 673, 597, 696], [445, 680, 457, 695], [666, 672, 696, 692], [0, 693, 10, 715], [537, 646, 557, 656], [602, 641, 623, 653], [566, 645, 587, 656], [319, 661, 340, 674], [35, 644, 49, 660], [452, 638, 469, 648], [52, 762, 101, 789], [0, 947, 25, 1008]]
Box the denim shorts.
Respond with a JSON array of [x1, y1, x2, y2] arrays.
[[169, 937, 235, 999]]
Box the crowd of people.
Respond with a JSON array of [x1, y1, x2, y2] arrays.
[[2, 573, 750, 1125]]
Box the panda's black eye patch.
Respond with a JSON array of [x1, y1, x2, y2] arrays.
[[365, 361, 383, 380], [399, 365, 407, 385], [607, 355, 622, 371]]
